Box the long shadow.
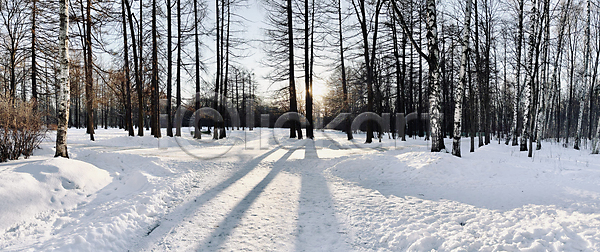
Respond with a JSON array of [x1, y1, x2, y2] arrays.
[[0, 159, 38, 168], [136, 146, 283, 250], [194, 148, 295, 251], [294, 141, 349, 251]]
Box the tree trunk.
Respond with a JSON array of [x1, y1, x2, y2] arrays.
[[140, 0, 147, 133], [151, 0, 161, 138], [550, 0, 570, 143], [507, 0, 524, 146], [55, 0, 71, 158], [536, 0, 550, 150], [304, 0, 314, 139], [337, 0, 352, 140], [122, 0, 134, 137], [392, 0, 444, 151], [391, 9, 402, 140], [220, 0, 230, 139], [124, 0, 143, 136], [452, 0, 471, 157], [574, 0, 590, 150], [424, 0, 444, 151], [213, 0, 221, 140], [522, 0, 541, 155], [85, 0, 95, 141], [469, 59, 475, 152], [31, 0, 37, 106], [166, 0, 173, 137], [287, 0, 302, 139], [352, 0, 380, 144], [194, 0, 201, 139], [176, 0, 182, 137]]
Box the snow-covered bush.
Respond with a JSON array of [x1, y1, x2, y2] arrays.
[[0, 98, 46, 162]]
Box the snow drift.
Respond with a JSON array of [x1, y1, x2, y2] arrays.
[[0, 158, 111, 232]]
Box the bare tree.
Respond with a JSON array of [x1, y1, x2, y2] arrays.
[[124, 0, 144, 136], [193, 0, 201, 139], [574, 0, 591, 150], [506, 0, 524, 146], [55, 0, 71, 158], [175, 0, 182, 137], [304, 0, 314, 139], [150, 0, 160, 138], [452, 0, 471, 157], [122, 0, 134, 136], [351, 0, 383, 144], [166, 0, 173, 137], [31, 0, 38, 106], [0, 0, 29, 101], [393, 0, 445, 152], [84, 0, 95, 141], [336, 0, 352, 140], [287, 0, 302, 139]]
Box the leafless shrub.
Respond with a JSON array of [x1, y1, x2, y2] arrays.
[[0, 98, 47, 162]]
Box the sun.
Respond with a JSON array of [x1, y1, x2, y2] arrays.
[[310, 84, 329, 101]]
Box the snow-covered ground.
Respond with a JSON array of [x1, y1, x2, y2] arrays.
[[1, 128, 600, 251]]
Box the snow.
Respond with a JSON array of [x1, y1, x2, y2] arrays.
[[0, 128, 599, 251], [0, 157, 111, 233]]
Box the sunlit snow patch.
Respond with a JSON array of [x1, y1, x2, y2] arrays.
[[0, 158, 111, 232], [395, 152, 441, 169]]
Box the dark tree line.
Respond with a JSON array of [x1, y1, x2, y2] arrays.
[[2, 0, 600, 157]]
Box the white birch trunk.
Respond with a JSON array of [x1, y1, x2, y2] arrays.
[[574, 92, 588, 150], [520, 0, 536, 152], [535, 82, 546, 150], [593, 117, 600, 154], [574, 0, 590, 150], [426, 0, 444, 152], [452, 0, 471, 157], [55, 0, 70, 158], [536, 0, 550, 150]]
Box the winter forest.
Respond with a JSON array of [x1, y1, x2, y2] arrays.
[[2, 0, 600, 250], [1, 0, 600, 157]]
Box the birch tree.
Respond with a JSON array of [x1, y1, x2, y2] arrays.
[[393, 0, 445, 152], [535, 0, 550, 150], [55, 0, 70, 158], [452, 0, 471, 157], [574, 0, 591, 150], [520, 0, 539, 155]]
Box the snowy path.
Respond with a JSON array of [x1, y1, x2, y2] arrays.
[[1, 129, 600, 251], [138, 141, 357, 251]]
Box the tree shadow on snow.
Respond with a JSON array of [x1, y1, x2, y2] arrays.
[[136, 146, 284, 250], [193, 148, 295, 251], [293, 140, 351, 252]]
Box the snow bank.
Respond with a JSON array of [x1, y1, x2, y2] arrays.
[[325, 142, 600, 251], [0, 158, 111, 232], [2, 129, 600, 251]]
